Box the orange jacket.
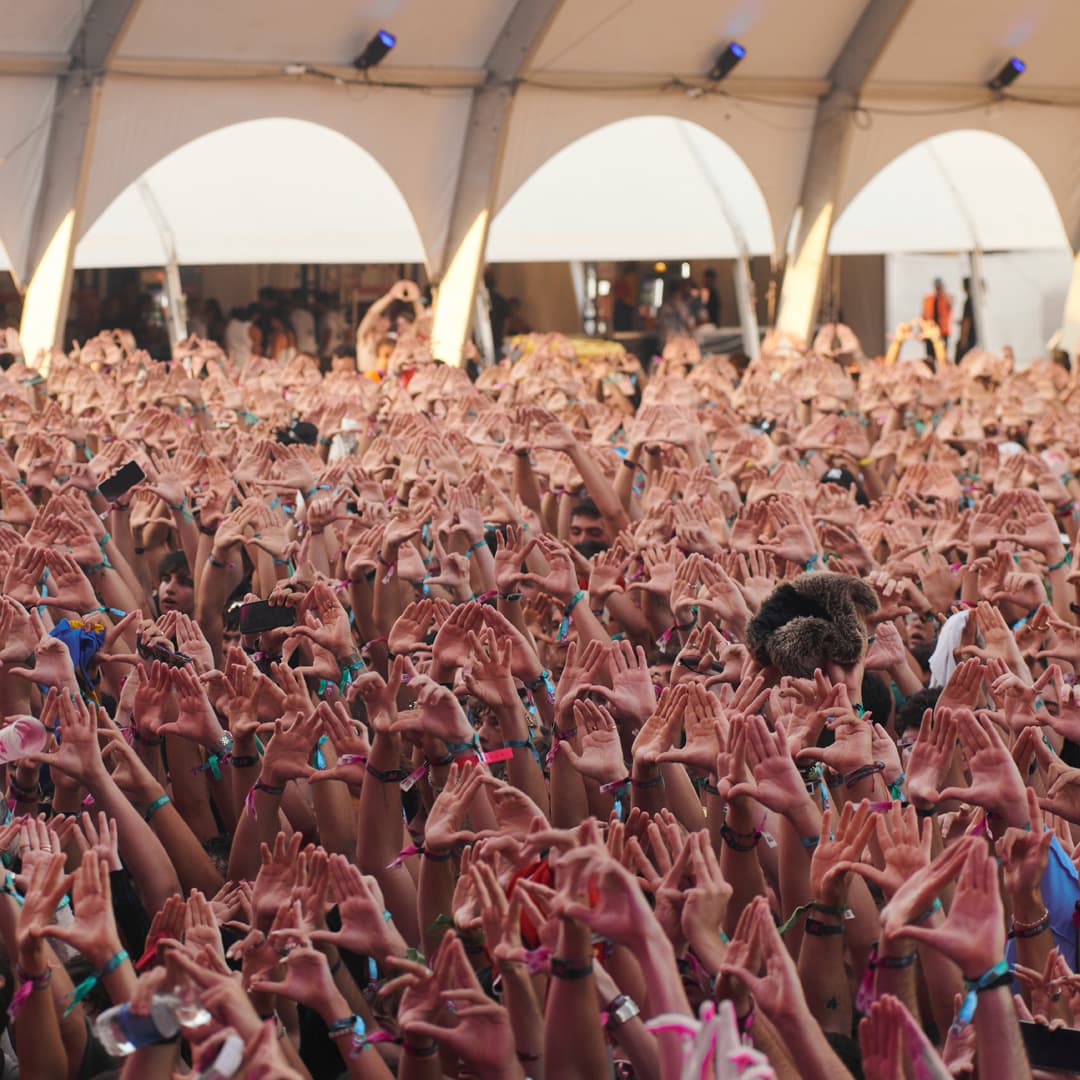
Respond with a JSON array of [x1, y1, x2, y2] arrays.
[[922, 292, 952, 335]]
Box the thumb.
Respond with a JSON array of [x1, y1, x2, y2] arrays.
[[936, 786, 973, 804]]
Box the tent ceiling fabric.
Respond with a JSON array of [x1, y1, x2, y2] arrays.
[[527, 0, 868, 79], [0, 0, 85, 55], [830, 130, 1070, 255], [75, 118, 426, 268], [117, 0, 518, 68], [487, 116, 773, 261], [3, 0, 1080, 275]]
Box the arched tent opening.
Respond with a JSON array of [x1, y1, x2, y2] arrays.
[[487, 116, 773, 262], [828, 130, 1071, 363], [75, 117, 427, 269], [485, 116, 773, 357]]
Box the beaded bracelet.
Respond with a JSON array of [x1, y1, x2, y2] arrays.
[[1010, 909, 1050, 938]]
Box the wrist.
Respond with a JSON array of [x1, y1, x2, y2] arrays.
[[315, 989, 352, 1026], [84, 937, 126, 971], [1009, 889, 1046, 924], [785, 796, 821, 837]]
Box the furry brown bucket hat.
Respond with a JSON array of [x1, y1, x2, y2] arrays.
[[746, 572, 879, 679]]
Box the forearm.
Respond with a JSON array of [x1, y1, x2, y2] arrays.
[[544, 920, 608, 1080], [716, 796, 766, 936], [568, 447, 629, 537], [972, 987, 1032, 1080], [767, 1001, 854, 1080], [629, 760, 667, 817], [355, 733, 407, 870], [1010, 886, 1063, 1019], [82, 771, 180, 913], [164, 736, 220, 841], [549, 733, 590, 829], [14, 939, 71, 1080], [146, 797, 224, 897], [602, 594, 652, 645], [661, 763, 705, 833], [872, 933, 920, 1025], [796, 907, 850, 1032], [494, 702, 548, 816], [911, 909, 962, 1039], [776, 808, 818, 958], [310, 749, 358, 856], [496, 963, 545, 1078], [417, 854, 456, 957]]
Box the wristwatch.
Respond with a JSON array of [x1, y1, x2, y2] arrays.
[[604, 994, 640, 1030], [212, 731, 235, 757]]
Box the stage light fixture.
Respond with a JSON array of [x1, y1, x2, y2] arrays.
[[708, 42, 746, 83], [353, 30, 396, 71], [987, 56, 1025, 92]]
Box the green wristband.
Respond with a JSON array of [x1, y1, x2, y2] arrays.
[[144, 794, 170, 822]]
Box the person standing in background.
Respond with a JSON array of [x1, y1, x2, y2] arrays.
[[956, 276, 978, 362], [921, 277, 953, 361]]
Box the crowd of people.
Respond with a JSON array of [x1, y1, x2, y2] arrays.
[[0, 296, 1074, 1080]]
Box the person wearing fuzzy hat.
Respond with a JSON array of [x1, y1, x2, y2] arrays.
[[746, 572, 880, 689]]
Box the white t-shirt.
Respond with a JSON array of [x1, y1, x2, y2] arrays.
[[291, 307, 318, 355]]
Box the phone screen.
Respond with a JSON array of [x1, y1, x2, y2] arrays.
[[238, 601, 296, 636], [98, 461, 146, 501]]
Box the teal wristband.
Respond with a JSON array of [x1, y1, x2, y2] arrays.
[[144, 794, 170, 822]]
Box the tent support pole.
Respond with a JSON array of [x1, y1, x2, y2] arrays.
[[734, 251, 760, 360], [1060, 252, 1080, 359], [775, 0, 913, 345], [18, 0, 142, 365], [430, 0, 565, 366], [967, 249, 989, 354], [135, 178, 187, 348]]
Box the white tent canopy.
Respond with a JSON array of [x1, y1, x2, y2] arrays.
[[6, 0, 1080, 359], [74, 118, 426, 268], [830, 130, 1070, 255], [487, 116, 773, 262]]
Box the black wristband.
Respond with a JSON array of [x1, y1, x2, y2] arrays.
[[550, 957, 594, 980], [805, 917, 845, 937]]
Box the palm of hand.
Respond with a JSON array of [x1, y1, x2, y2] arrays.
[[749, 757, 807, 815], [573, 727, 626, 784], [399, 974, 442, 1028], [389, 612, 430, 655], [604, 668, 655, 728], [432, 622, 471, 668], [876, 844, 929, 899], [334, 895, 386, 954], [252, 867, 294, 928], [808, 718, 871, 776]]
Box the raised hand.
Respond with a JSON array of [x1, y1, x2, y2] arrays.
[[424, 762, 493, 856], [935, 708, 1027, 827], [558, 700, 626, 785], [893, 840, 1006, 981]]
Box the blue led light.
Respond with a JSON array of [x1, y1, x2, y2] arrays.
[[378, 30, 396, 48], [1010, 56, 1025, 73], [730, 42, 746, 59]]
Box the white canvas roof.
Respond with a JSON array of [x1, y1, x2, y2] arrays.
[[1, 0, 1079, 277]]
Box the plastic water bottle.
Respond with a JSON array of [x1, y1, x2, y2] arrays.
[[0, 716, 47, 765], [93, 992, 211, 1056]]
